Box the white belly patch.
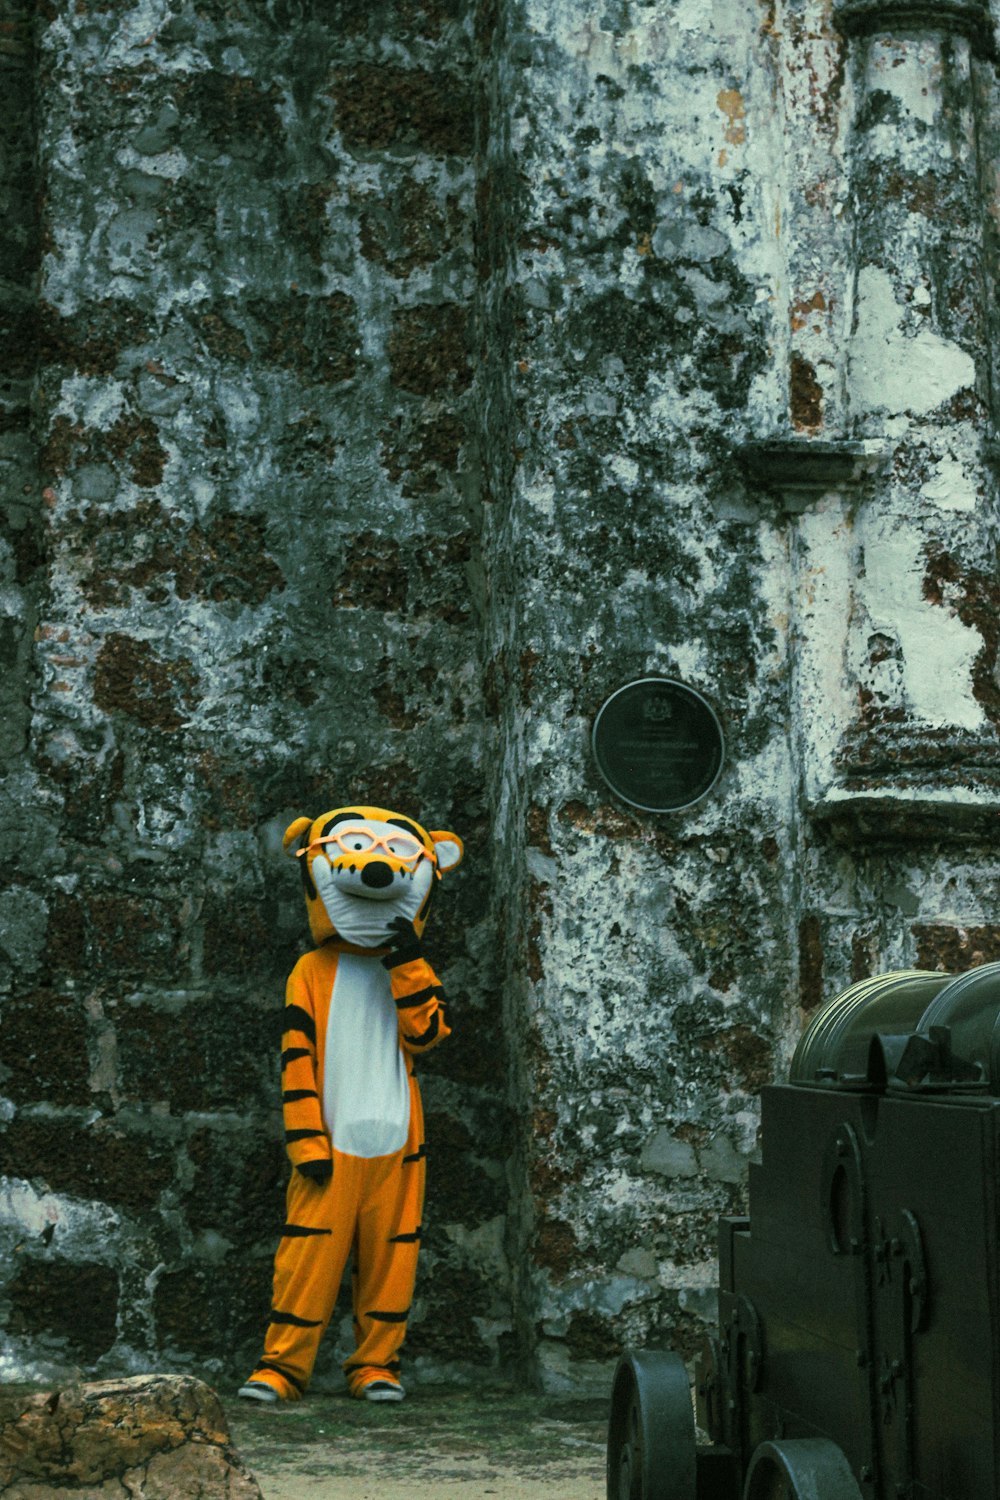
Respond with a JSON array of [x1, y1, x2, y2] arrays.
[[322, 952, 411, 1158]]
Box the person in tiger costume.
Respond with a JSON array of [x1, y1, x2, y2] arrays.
[[238, 803, 463, 1405]]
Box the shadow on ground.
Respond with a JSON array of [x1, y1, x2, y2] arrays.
[[222, 1385, 609, 1500]]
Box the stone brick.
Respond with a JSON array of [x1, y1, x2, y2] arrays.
[[81, 891, 182, 985], [153, 1260, 272, 1361], [114, 999, 279, 1115], [427, 999, 503, 1089], [533, 1216, 582, 1275], [37, 753, 125, 849], [7, 1260, 119, 1364], [380, 410, 467, 496], [38, 300, 155, 379], [422, 1111, 507, 1227], [565, 1309, 621, 1363], [201, 894, 285, 982], [698, 1025, 773, 1094], [242, 293, 360, 384], [182, 1128, 286, 1244], [360, 178, 462, 279], [0, 1116, 176, 1213], [77, 506, 285, 610], [789, 351, 823, 431], [0, 989, 91, 1106], [181, 73, 284, 162], [92, 634, 198, 735], [42, 892, 87, 979], [388, 303, 472, 394], [798, 914, 824, 1012], [333, 64, 474, 155], [912, 924, 1000, 973], [406, 1263, 494, 1364]]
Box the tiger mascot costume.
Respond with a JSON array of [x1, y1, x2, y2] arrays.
[[238, 803, 462, 1404]]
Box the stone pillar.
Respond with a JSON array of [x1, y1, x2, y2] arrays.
[[772, 0, 855, 436], [832, 0, 1000, 811], [486, 0, 798, 1391], [752, 0, 1000, 833], [739, 0, 1000, 1041]]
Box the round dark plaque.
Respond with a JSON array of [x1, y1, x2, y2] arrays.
[[591, 678, 725, 813]]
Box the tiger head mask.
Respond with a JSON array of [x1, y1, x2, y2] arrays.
[[283, 804, 463, 949]]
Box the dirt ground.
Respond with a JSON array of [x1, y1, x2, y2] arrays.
[[222, 1386, 609, 1500]]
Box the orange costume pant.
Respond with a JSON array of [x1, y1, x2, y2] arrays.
[[251, 1086, 425, 1399]]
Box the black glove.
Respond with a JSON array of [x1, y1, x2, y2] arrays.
[[297, 1159, 332, 1184], [381, 915, 424, 969]]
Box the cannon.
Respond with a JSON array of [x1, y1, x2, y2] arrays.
[[607, 961, 1000, 1499]]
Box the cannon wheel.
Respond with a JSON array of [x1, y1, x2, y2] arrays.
[[606, 1349, 696, 1500], [742, 1439, 863, 1500]]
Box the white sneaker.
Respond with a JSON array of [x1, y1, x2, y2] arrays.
[[238, 1382, 279, 1403], [363, 1380, 405, 1402]]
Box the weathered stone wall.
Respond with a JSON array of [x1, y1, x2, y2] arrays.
[[489, 0, 799, 1392], [3, 0, 1000, 1396], [477, 0, 1000, 1394], [0, 0, 508, 1388]]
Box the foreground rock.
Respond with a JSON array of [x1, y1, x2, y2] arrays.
[[0, 1373, 263, 1499]]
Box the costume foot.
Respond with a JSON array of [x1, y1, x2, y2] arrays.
[[238, 1382, 280, 1403], [363, 1379, 405, 1402]]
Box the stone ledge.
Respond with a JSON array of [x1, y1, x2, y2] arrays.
[[737, 436, 886, 512], [832, 0, 997, 57], [809, 782, 1000, 843]]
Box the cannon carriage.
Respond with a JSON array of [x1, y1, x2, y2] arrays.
[[607, 962, 1000, 1500]]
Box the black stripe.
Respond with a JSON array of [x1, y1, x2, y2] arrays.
[[322, 811, 367, 833], [406, 1011, 441, 1048], [282, 1223, 332, 1238], [383, 942, 422, 969], [286, 1128, 326, 1143], [281, 1046, 311, 1068], [403, 1144, 426, 1164], [282, 1004, 316, 1044], [283, 1089, 320, 1103], [394, 985, 441, 1010], [299, 833, 317, 901], [416, 879, 435, 923], [254, 1360, 304, 1392], [366, 1308, 410, 1323], [344, 1360, 401, 1375], [270, 1310, 323, 1328], [386, 816, 426, 842], [388, 1226, 422, 1243]]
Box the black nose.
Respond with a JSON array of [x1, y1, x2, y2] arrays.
[[361, 861, 394, 889]]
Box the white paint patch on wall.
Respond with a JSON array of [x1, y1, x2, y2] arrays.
[[850, 265, 976, 420], [859, 526, 985, 730], [55, 376, 127, 432], [922, 453, 978, 512], [792, 497, 857, 798], [868, 34, 969, 131], [0, 1177, 122, 1258]]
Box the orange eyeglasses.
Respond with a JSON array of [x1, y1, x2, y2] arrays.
[[296, 827, 434, 871]]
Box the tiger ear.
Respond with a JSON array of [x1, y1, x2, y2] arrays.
[[283, 816, 313, 854], [430, 831, 463, 872]]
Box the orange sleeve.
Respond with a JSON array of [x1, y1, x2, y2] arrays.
[[390, 957, 451, 1056], [280, 956, 331, 1169]]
